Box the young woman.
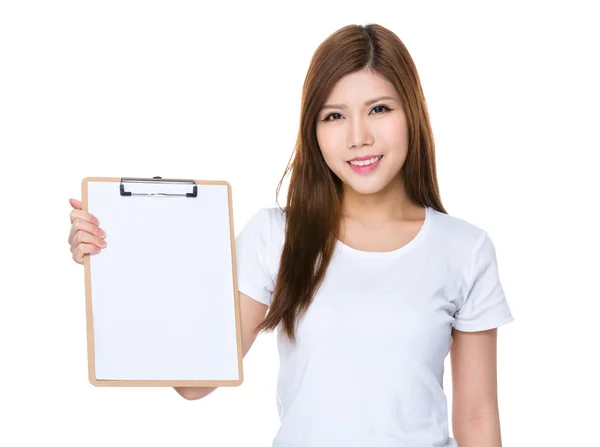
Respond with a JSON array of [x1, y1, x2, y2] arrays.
[[68, 23, 514, 447]]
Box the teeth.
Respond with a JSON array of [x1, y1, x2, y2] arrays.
[[350, 155, 382, 166]]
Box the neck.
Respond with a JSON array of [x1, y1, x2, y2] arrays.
[[341, 175, 417, 224]]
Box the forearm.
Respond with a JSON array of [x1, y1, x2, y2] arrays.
[[452, 411, 502, 447], [174, 386, 218, 400]]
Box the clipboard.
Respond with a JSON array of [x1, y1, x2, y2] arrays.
[[81, 176, 244, 387]]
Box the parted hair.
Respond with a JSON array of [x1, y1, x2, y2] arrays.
[[255, 23, 446, 344]]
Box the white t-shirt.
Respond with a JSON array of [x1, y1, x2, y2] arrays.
[[235, 205, 514, 447]]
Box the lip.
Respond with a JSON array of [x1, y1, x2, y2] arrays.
[[347, 155, 383, 174], [348, 154, 383, 162]]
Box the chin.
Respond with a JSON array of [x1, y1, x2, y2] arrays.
[[343, 179, 387, 196]]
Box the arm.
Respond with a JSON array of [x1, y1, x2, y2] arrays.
[[174, 292, 268, 400], [450, 327, 503, 446]]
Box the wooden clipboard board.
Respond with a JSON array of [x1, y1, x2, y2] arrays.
[[81, 176, 244, 387]]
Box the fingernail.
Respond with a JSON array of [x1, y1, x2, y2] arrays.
[[99, 229, 106, 237]]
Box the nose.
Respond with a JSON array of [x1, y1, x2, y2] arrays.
[[347, 116, 374, 149]]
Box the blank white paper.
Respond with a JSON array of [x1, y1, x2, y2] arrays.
[[87, 180, 239, 381]]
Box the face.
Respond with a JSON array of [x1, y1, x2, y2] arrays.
[[315, 68, 409, 196]]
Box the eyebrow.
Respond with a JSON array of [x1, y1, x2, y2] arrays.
[[321, 95, 397, 111]]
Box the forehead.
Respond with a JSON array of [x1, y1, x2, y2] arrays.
[[325, 69, 398, 102]]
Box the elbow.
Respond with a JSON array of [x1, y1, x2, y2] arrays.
[[453, 411, 502, 446], [179, 391, 200, 401], [174, 387, 196, 400], [174, 386, 217, 401]]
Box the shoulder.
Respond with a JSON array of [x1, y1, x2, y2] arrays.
[[427, 208, 507, 303], [428, 207, 488, 248], [427, 207, 499, 276], [236, 206, 286, 254], [263, 206, 287, 230], [245, 206, 286, 235]]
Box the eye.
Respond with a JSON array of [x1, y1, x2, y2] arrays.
[[322, 105, 391, 122], [370, 105, 391, 114], [323, 112, 343, 121]]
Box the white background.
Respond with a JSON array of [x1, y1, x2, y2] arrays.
[[1, 0, 598, 445]]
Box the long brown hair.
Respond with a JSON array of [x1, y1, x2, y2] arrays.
[[255, 23, 447, 344]]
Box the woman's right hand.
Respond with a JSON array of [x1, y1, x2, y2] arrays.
[[68, 198, 107, 264]]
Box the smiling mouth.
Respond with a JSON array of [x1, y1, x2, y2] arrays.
[[347, 155, 383, 167], [347, 155, 383, 174]]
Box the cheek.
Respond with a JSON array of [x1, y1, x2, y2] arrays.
[[316, 127, 340, 160], [382, 117, 409, 146]]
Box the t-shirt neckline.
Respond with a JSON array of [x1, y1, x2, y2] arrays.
[[335, 205, 433, 259]]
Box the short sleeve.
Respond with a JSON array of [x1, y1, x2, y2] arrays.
[[234, 208, 276, 307], [453, 230, 515, 332]]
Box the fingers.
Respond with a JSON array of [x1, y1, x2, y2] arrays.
[[68, 197, 106, 265], [72, 242, 104, 265], [70, 230, 107, 263], [69, 197, 98, 225], [69, 198, 82, 210], [70, 228, 107, 252], [68, 218, 106, 246], [70, 208, 98, 226]]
